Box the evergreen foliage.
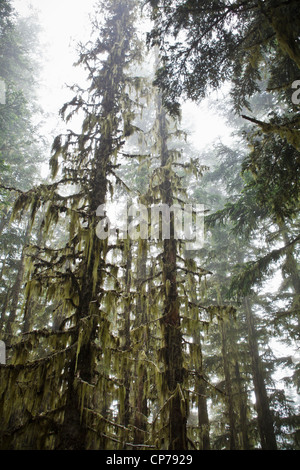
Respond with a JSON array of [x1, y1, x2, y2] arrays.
[[0, 0, 299, 450]]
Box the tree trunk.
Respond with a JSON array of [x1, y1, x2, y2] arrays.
[[0, 207, 12, 237], [134, 238, 148, 445], [157, 94, 187, 450], [57, 261, 98, 450], [121, 234, 133, 448], [5, 220, 30, 337], [235, 360, 250, 450], [196, 374, 210, 450], [244, 297, 277, 450], [220, 319, 238, 450], [188, 262, 210, 450]]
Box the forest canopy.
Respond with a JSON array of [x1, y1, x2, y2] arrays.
[[0, 0, 299, 451]]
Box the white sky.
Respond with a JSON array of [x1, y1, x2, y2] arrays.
[[12, 0, 231, 158], [12, 0, 96, 135]]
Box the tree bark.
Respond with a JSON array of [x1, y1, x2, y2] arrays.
[[121, 233, 133, 448], [157, 94, 187, 450], [5, 220, 30, 338], [220, 319, 238, 450], [188, 263, 210, 450], [235, 360, 250, 450], [134, 238, 148, 445], [244, 297, 277, 450]]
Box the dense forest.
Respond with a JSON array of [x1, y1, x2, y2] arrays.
[[0, 0, 299, 451]]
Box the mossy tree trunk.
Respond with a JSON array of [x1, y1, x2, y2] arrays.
[[5, 220, 30, 338], [56, 2, 138, 449], [156, 94, 188, 450], [134, 238, 148, 445]]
